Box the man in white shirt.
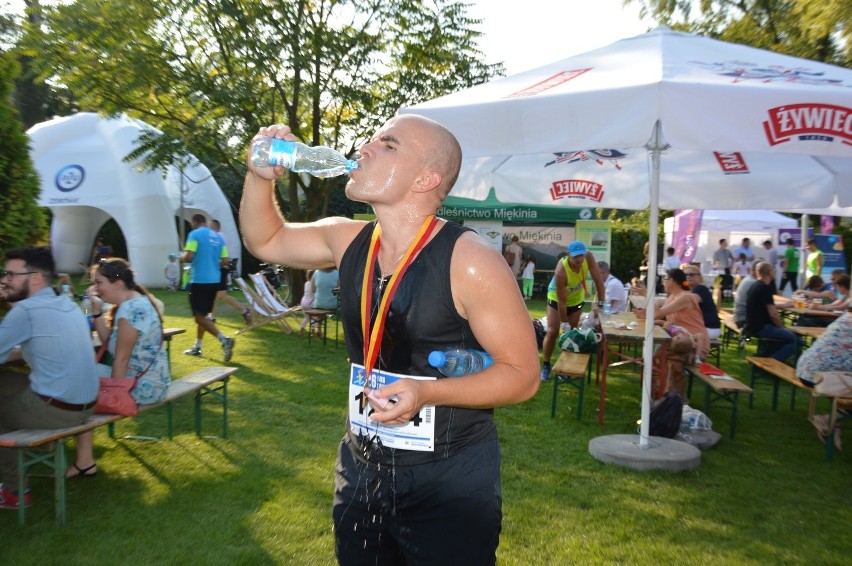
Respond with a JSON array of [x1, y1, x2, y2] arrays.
[[597, 261, 627, 314]]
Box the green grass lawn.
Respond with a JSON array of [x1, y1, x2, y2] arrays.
[[1, 289, 850, 565]]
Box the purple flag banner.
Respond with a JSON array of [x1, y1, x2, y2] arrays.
[[821, 215, 834, 235], [672, 209, 703, 264]]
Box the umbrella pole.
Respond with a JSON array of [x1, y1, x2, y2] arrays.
[[639, 121, 670, 448], [587, 120, 699, 471], [800, 214, 808, 288]]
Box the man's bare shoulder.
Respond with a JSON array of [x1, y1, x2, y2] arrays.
[[452, 231, 513, 276], [455, 230, 501, 257]]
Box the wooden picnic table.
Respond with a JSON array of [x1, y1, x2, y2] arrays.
[[773, 295, 842, 322], [597, 312, 672, 425], [162, 327, 186, 368]]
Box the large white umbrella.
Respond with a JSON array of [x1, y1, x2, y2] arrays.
[[402, 26, 852, 449], [454, 148, 836, 210]]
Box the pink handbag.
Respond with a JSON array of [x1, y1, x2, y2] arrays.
[[94, 377, 139, 416], [93, 335, 160, 416]]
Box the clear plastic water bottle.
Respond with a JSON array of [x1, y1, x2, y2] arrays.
[[251, 136, 358, 178], [80, 294, 94, 330], [428, 348, 493, 377], [602, 297, 612, 316], [60, 284, 75, 302]]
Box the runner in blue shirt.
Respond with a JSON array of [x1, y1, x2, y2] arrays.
[[182, 214, 235, 361]]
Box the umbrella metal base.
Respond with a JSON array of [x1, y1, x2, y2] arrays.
[[589, 434, 701, 472]]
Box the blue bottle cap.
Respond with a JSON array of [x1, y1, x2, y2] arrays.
[[345, 160, 359, 172], [427, 351, 446, 368]]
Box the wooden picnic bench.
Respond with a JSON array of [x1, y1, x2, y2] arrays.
[[303, 308, 336, 346], [0, 366, 237, 526], [745, 361, 851, 461], [717, 310, 743, 351], [745, 356, 810, 411], [550, 351, 592, 421], [810, 372, 852, 461], [685, 364, 753, 439]]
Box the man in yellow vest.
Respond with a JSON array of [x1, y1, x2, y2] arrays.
[[540, 241, 605, 381]]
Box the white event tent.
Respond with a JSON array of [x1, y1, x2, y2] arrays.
[[664, 209, 798, 267], [403, 26, 852, 452], [28, 113, 240, 288]]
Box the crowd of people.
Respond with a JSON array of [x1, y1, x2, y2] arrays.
[[1, 111, 849, 565], [523, 234, 849, 408]]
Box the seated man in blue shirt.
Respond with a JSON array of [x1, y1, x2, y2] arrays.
[[0, 247, 99, 510]]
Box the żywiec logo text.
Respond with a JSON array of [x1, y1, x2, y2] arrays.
[[713, 152, 749, 174], [763, 103, 852, 146], [550, 180, 604, 203]]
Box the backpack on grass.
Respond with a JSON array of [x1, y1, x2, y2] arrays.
[[649, 392, 683, 438]]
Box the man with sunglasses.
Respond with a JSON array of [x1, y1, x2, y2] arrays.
[[0, 247, 98, 510]]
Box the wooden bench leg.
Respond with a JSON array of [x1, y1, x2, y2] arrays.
[[194, 379, 229, 439], [730, 392, 740, 439], [16, 448, 26, 525], [54, 440, 67, 526], [16, 441, 68, 526], [750, 365, 781, 411], [551, 374, 585, 421]]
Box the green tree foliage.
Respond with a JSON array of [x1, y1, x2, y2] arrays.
[[626, 0, 852, 67], [597, 208, 670, 284], [0, 50, 46, 256], [20, 0, 503, 224], [2, 1, 78, 129]]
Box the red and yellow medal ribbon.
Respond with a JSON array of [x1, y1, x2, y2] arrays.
[[360, 215, 439, 382]]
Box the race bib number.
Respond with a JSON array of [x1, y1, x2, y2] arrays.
[[348, 363, 436, 451]]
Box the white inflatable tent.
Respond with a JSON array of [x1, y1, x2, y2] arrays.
[[28, 113, 240, 287]]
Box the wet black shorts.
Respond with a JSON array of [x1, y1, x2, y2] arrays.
[[547, 299, 583, 316], [333, 436, 502, 565], [219, 267, 229, 291], [188, 283, 219, 315]]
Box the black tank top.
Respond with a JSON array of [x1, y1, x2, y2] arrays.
[[339, 219, 497, 465]]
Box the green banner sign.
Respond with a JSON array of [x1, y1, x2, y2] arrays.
[[438, 188, 591, 224]]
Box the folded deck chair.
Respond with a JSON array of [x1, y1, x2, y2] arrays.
[[234, 277, 300, 334], [251, 272, 340, 344], [249, 272, 293, 315]]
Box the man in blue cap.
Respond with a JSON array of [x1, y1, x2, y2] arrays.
[[540, 240, 605, 381]]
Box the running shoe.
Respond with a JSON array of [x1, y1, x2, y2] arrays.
[[222, 337, 235, 362]]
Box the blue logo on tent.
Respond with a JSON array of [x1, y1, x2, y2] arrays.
[[55, 165, 85, 192]]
